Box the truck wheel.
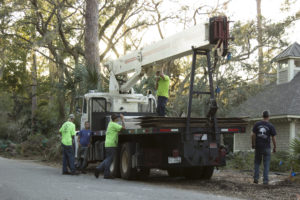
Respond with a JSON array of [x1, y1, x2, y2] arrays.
[[109, 148, 120, 178], [201, 166, 214, 180], [184, 167, 204, 179], [167, 168, 183, 177], [120, 143, 137, 180]]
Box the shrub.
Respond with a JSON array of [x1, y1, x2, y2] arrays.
[[44, 135, 62, 162], [17, 133, 62, 162], [226, 151, 254, 171], [18, 134, 47, 157], [226, 151, 300, 173]]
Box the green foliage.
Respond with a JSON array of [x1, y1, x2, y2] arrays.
[[290, 135, 300, 169], [226, 151, 300, 172], [290, 137, 300, 155], [134, 75, 156, 95], [15, 133, 62, 161], [226, 151, 255, 171]]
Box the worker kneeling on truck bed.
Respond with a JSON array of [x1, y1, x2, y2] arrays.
[[94, 114, 125, 179], [155, 70, 170, 116]]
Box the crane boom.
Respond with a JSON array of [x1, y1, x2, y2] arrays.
[[106, 22, 211, 93]]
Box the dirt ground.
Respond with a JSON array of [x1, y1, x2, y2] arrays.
[[143, 169, 300, 200]]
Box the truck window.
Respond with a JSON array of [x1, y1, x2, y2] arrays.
[[92, 98, 106, 112], [90, 98, 107, 131]]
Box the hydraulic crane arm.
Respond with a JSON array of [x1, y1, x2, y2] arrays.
[[106, 16, 229, 93]]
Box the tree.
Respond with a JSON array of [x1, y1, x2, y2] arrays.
[[85, 0, 100, 90], [256, 0, 264, 84]]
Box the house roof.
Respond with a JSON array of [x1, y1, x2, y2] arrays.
[[230, 72, 300, 118], [272, 42, 300, 62]]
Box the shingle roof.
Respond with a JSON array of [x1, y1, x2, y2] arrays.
[[272, 42, 300, 62], [230, 72, 300, 118]]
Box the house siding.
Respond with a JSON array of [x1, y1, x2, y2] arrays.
[[274, 122, 290, 151], [295, 121, 300, 139], [234, 120, 291, 152], [234, 123, 253, 152]]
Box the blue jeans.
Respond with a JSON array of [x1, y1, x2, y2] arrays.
[[254, 148, 271, 183], [157, 96, 168, 116], [62, 143, 76, 173], [77, 146, 88, 170], [96, 147, 116, 177]]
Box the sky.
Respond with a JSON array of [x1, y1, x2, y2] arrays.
[[141, 0, 300, 46], [229, 0, 300, 43], [130, 0, 300, 80]]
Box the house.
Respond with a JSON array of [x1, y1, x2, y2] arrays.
[[232, 42, 300, 152]]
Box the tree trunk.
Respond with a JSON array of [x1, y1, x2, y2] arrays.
[[31, 51, 38, 134], [256, 0, 264, 84], [57, 60, 65, 122], [85, 0, 100, 90]]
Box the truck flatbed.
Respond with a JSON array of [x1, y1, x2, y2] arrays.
[[119, 116, 248, 134]]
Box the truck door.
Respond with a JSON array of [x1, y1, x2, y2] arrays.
[[89, 97, 108, 132], [80, 98, 88, 130]]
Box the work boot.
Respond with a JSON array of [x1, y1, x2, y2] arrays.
[[70, 171, 80, 175], [94, 169, 100, 178], [253, 179, 258, 184]]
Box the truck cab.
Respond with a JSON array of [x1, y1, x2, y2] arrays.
[[80, 91, 156, 131]]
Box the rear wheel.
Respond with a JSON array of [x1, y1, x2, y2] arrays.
[[120, 143, 137, 180], [183, 167, 204, 179], [202, 166, 214, 180]]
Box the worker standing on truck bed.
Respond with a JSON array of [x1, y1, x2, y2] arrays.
[[155, 70, 170, 116], [94, 113, 125, 179], [59, 114, 79, 175], [252, 111, 277, 185], [76, 121, 93, 174]]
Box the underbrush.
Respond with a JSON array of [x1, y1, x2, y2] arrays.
[[225, 151, 300, 173], [0, 133, 62, 162]]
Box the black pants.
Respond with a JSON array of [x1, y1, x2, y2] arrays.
[[157, 96, 168, 116]]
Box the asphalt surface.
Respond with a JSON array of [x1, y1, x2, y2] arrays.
[[0, 157, 241, 200]]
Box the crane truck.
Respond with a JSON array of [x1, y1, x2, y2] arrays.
[[77, 16, 247, 180]]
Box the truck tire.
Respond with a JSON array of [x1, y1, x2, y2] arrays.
[[201, 166, 214, 180], [183, 167, 204, 179], [167, 168, 183, 177], [120, 143, 137, 180], [109, 148, 120, 178]]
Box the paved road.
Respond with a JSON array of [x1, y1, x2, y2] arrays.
[[0, 157, 241, 200]]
